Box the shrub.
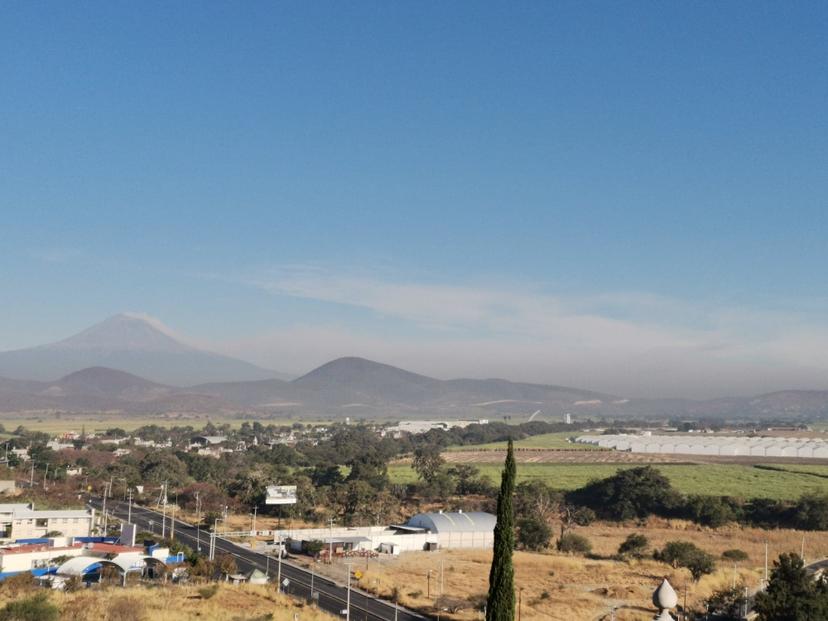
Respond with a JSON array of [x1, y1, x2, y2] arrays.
[[517, 515, 552, 551], [618, 533, 649, 559], [722, 549, 749, 563], [0, 573, 35, 597], [107, 597, 146, 621], [198, 584, 219, 600], [0, 592, 59, 621], [557, 533, 592, 555]]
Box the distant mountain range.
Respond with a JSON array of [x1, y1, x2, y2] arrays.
[[0, 315, 826, 420], [0, 314, 280, 385]]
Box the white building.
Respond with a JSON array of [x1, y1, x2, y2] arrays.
[[0, 504, 94, 540], [283, 511, 495, 556]]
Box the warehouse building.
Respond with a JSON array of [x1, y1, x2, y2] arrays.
[[282, 510, 495, 556]]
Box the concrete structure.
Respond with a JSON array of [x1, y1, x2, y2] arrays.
[[576, 434, 828, 460], [0, 504, 94, 540]]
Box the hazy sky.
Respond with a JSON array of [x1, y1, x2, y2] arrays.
[[1, 3, 827, 398]]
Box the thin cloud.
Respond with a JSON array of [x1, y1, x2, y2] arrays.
[[222, 265, 828, 398]]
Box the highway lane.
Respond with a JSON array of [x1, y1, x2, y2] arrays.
[[89, 498, 429, 621]]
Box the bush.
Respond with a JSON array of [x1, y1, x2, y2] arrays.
[[722, 549, 749, 563], [557, 532, 592, 555], [618, 533, 649, 559], [198, 584, 219, 600], [0, 573, 35, 597], [517, 516, 552, 551], [655, 541, 716, 581], [0, 592, 59, 621]]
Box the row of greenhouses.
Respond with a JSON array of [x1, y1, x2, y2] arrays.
[[575, 434, 828, 459]]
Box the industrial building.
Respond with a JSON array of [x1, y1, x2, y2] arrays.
[[576, 434, 828, 459], [283, 511, 495, 556]]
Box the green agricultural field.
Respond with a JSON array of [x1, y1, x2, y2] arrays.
[[388, 462, 828, 500], [447, 431, 600, 451]]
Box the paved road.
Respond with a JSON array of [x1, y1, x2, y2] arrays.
[[89, 498, 429, 621]]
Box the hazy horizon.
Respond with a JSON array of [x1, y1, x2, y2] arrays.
[[2, 4, 827, 399]]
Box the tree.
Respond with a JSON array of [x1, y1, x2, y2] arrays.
[[704, 584, 747, 620], [517, 516, 552, 551], [486, 439, 516, 621], [655, 541, 716, 581], [754, 553, 828, 621], [618, 533, 649, 559], [412, 445, 444, 484], [793, 494, 828, 531], [571, 466, 681, 520]]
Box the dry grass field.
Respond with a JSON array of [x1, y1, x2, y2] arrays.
[[0, 583, 334, 621], [301, 520, 828, 621]]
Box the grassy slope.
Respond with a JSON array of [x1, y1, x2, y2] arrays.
[[0, 583, 335, 621], [389, 462, 828, 500]]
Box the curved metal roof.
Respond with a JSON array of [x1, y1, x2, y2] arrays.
[[57, 554, 165, 576], [404, 512, 495, 533]]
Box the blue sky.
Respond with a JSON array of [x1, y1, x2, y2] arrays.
[[1, 2, 827, 397]]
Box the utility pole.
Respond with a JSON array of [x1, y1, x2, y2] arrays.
[[161, 482, 167, 539], [764, 541, 769, 585], [345, 562, 353, 621], [30, 461, 34, 487], [195, 491, 201, 551], [328, 518, 334, 563], [170, 502, 176, 540], [102, 483, 108, 535], [252, 505, 257, 533], [277, 534, 283, 591], [42, 463, 49, 490], [801, 534, 806, 563], [127, 488, 133, 524]]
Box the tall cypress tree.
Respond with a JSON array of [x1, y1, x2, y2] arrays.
[[486, 438, 516, 620]]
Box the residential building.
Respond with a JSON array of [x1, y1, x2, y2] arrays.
[[0, 504, 94, 540]]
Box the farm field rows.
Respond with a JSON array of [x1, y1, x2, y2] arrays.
[[447, 431, 600, 451], [388, 462, 828, 500]]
